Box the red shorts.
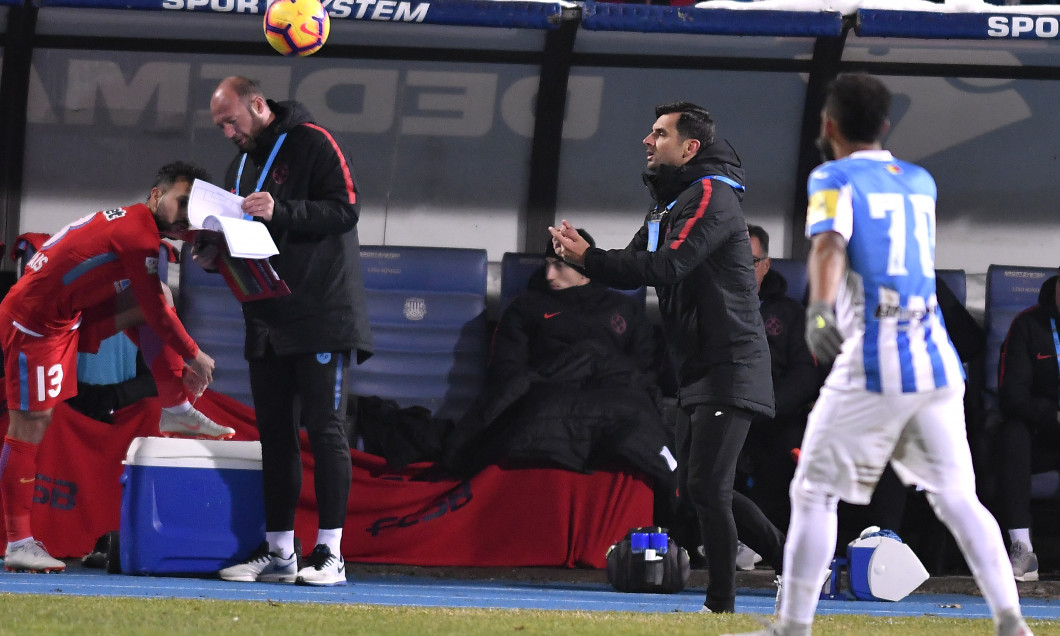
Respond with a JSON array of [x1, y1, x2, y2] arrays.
[[0, 313, 80, 412]]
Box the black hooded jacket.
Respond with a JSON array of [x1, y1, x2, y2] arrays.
[[582, 141, 775, 416], [758, 269, 820, 418], [442, 281, 675, 487], [998, 275, 1060, 433], [222, 100, 373, 362]]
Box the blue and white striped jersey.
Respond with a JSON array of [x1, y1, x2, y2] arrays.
[[806, 150, 964, 394]]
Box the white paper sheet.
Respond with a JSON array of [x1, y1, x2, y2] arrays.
[[188, 179, 279, 259]]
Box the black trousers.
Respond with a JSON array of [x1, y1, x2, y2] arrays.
[[675, 403, 785, 613], [249, 349, 352, 532], [994, 416, 1060, 530], [739, 413, 805, 531]]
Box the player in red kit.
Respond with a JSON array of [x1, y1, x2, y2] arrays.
[[0, 161, 233, 573]]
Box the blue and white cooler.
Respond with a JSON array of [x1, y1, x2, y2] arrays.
[[846, 527, 929, 602], [119, 436, 265, 575]]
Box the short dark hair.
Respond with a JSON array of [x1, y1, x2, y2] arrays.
[[153, 161, 208, 190], [823, 73, 891, 145], [747, 224, 769, 256], [655, 101, 717, 150]]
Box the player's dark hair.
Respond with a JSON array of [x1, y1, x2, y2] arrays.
[[824, 73, 891, 144], [154, 161, 208, 190], [655, 101, 717, 151], [747, 224, 769, 256]]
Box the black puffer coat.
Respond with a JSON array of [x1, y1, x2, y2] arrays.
[[222, 100, 373, 362], [583, 141, 774, 416], [998, 275, 1060, 435], [758, 269, 820, 417], [443, 281, 675, 487]]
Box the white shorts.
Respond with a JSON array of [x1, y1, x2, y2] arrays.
[[791, 382, 976, 505]]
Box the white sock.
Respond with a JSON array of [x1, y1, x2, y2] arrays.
[[1007, 528, 1032, 552], [779, 482, 838, 625], [928, 489, 1020, 616], [266, 530, 295, 558], [163, 401, 192, 414], [316, 528, 343, 556], [8, 536, 33, 551]]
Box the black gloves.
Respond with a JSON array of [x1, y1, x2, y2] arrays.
[[805, 301, 843, 366]]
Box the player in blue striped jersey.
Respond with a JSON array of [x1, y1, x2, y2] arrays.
[[805, 135, 965, 395], [730, 74, 1031, 636]]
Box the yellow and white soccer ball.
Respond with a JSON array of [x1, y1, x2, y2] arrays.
[[263, 0, 330, 57]]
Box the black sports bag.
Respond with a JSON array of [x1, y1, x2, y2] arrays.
[[605, 526, 690, 593]]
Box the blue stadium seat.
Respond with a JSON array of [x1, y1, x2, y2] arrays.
[[983, 264, 1055, 400], [500, 252, 546, 313], [351, 246, 489, 421], [175, 243, 253, 407], [499, 251, 646, 314], [769, 257, 807, 304], [935, 269, 966, 306]]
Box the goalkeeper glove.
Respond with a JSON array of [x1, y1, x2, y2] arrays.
[[805, 301, 843, 366]]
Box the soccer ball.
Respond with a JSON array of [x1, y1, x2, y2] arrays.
[[263, 0, 330, 57]]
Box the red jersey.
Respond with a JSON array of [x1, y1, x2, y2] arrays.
[[0, 203, 198, 360]]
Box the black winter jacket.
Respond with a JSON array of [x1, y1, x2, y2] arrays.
[[487, 280, 659, 404], [998, 275, 1060, 434], [223, 100, 373, 362], [582, 141, 775, 416], [758, 269, 820, 418], [443, 281, 674, 486]]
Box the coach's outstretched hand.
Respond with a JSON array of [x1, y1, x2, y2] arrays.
[[805, 301, 843, 366]]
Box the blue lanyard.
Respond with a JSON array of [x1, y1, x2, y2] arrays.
[[649, 175, 745, 251], [235, 130, 286, 195], [1051, 317, 1060, 407], [664, 175, 744, 211], [707, 174, 744, 190]]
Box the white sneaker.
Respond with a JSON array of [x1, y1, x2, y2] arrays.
[[774, 569, 833, 615], [160, 408, 235, 440], [295, 544, 346, 586], [218, 542, 296, 582], [4, 540, 66, 573], [1009, 541, 1039, 582], [736, 541, 763, 571]]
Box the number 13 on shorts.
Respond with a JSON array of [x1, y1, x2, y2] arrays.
[[34, 364, 64, 402], [3, 331, 79, 411], [1, 318, 79, 410]]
